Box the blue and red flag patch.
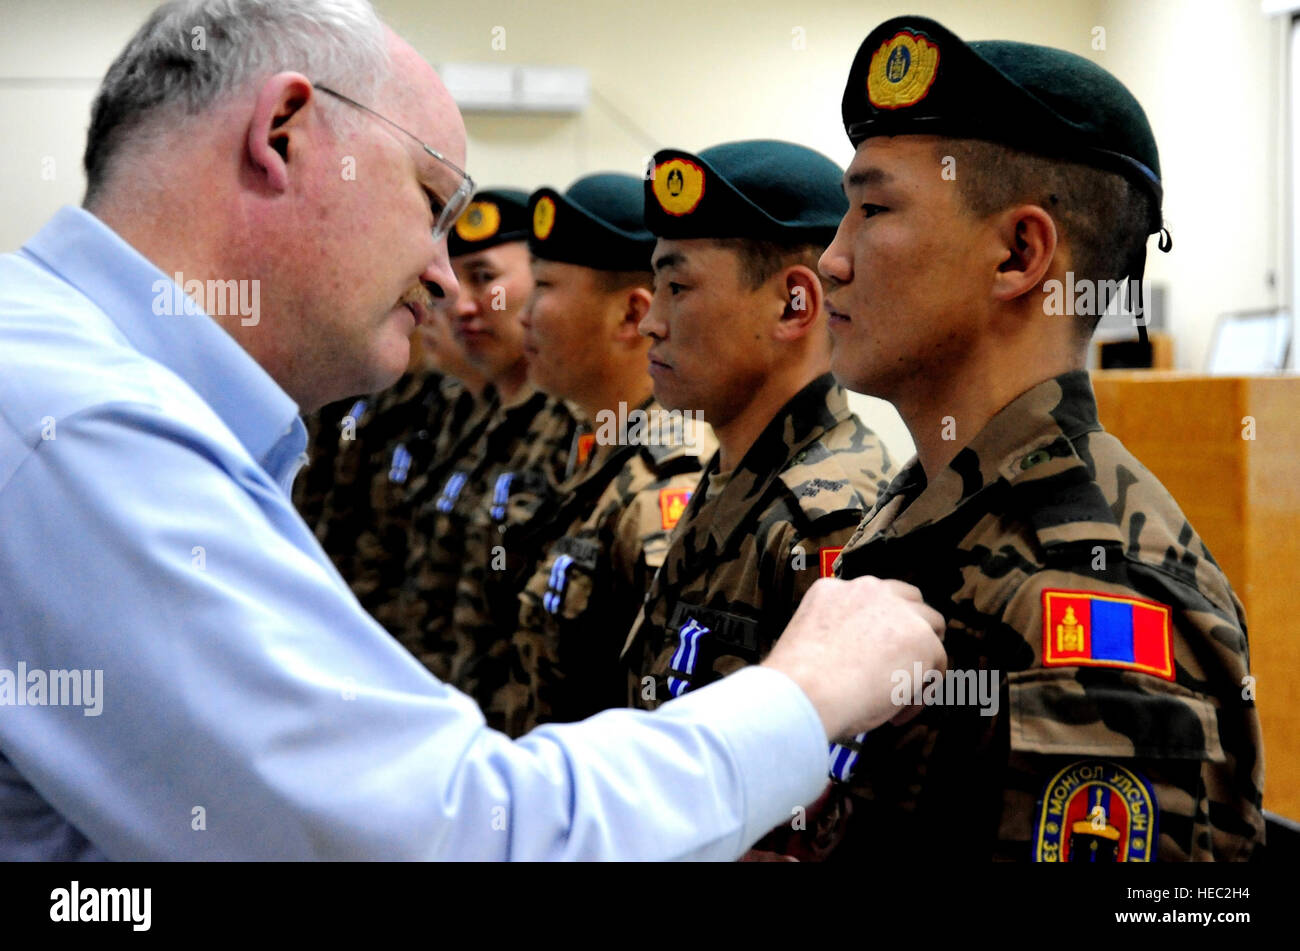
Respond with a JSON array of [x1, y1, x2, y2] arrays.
[[1041, 588, 1174, 681]]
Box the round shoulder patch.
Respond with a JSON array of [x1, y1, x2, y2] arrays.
[[455, 201, 501, 242], [533, 195, 557, 240], [651, 158, 706, 217], [867, 29, 940, 110], [1033, 760, 1159, 862]]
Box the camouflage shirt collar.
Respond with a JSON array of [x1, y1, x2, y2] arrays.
[[695, 372, 851, 545], [557, 396, 653, 493], [863, 370, 1103, 539], [501, 381, 542, 413]]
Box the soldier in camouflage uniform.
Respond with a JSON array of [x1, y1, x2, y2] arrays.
[[819, 16, 1264, 861], [464, 173, 716, 737], [622, 141, 894, 859], [398, 189, 579, 685], [293, 295, 485, 634]]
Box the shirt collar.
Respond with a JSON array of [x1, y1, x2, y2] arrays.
[[693, 372, 851, 548], [22, 207, 304, 475], [864, 370, 1103, 539]]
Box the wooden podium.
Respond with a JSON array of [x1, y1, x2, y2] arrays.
[[1091, 372, 1300, 819]]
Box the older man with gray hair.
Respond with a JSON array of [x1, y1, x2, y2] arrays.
[[0, 0, 944, 860]]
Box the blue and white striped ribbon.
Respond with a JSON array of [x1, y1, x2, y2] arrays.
[[489, 472, 514, 521], [828, 732, 868, 783], [388, 443, 411, 483], [344, 399, 368, 426], [543, 554, 575, 614], [435, 471, 468, 513], [667, 618, 710, 698]]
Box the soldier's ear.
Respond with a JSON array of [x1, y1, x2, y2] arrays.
[[774, 265, 823, 340], [615, 286, 653, 344], [991, 204, 1057, 304]]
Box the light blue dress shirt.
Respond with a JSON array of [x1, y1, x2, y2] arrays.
[[0, 207, 828, 860]]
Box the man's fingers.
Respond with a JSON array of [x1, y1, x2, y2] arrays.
[[916, 603, 945, 635], [874, 578, 924, 603], [858, 577, 944, 634]]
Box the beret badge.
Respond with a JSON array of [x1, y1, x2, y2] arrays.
[[533, 196, 557, 240], [455, 201, 501, 242], [867, 30, 940, 110], [651, 158, 706, 217]]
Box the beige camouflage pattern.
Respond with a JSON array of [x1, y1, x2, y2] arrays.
[[623, 373, 892, 859], [424, 389, 580, 697], [485, 402, 717, 737], [830, 370, 1264, 862], [293, 371, 481, 633]]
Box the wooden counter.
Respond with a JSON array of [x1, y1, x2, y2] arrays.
[[1091, 372, 1300, 819]]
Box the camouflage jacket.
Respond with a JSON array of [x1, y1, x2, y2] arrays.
[[487, 401, 717, 737], [448, 393, 585, 713], [831, 371, 1264, 862], [399, 385, 577, 684], [293, 371, 480, 631], [622, 373, 891, 859]]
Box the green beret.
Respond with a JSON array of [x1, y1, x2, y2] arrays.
[[841, 15, 1164, 232], [643, 140, 847, 245], [447, 187, 531, 257], [528, 173, 655, 271]]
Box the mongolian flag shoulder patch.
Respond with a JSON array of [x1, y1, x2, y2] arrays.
[[658, 488, 691, 530], [1041, 588, 1174, 681]]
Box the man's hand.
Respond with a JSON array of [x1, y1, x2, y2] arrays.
[[761, 576, 945, 741]]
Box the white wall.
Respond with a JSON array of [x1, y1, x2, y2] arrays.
[[1097, 0, 1288, 371], [0, 0, 1287, 459]]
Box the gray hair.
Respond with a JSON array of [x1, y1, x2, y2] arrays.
[[83, 0, 390, 205]]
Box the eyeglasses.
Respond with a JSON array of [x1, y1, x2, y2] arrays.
[[314, 84, 475, 243]]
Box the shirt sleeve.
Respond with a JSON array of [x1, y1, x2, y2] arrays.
[[0, 401, 828, 860]]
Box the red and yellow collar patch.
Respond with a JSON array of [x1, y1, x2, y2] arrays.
[[820, 546, 843, 578], [575, 433, 596, 469], [1034, 760, 1158, 862], [659, 487, 691, 530], [867, 29, 940, 110], [651, 158, 706, 216], [1041, 588, 1174, 681]]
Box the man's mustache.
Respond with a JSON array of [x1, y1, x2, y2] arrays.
[[399, 283, 436, 310]]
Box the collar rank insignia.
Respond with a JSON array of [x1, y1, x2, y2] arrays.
[[1041, 589, 1174, 681], [867, 29, 940, 110], [576, 432, 596, 468], [455, 201, 501, 242], [533, 196, 557, 240], [1034, 760, 1158, 862], [652, 158, 706, 216], [659, 487, 691, 530], [820, 546, 843, 578]]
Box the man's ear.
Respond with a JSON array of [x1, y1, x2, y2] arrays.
[[991, 204, 1057, 303], [615, 286, 653, 345], [773, 265, 823, 341], [247, 72, 315, 193]]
